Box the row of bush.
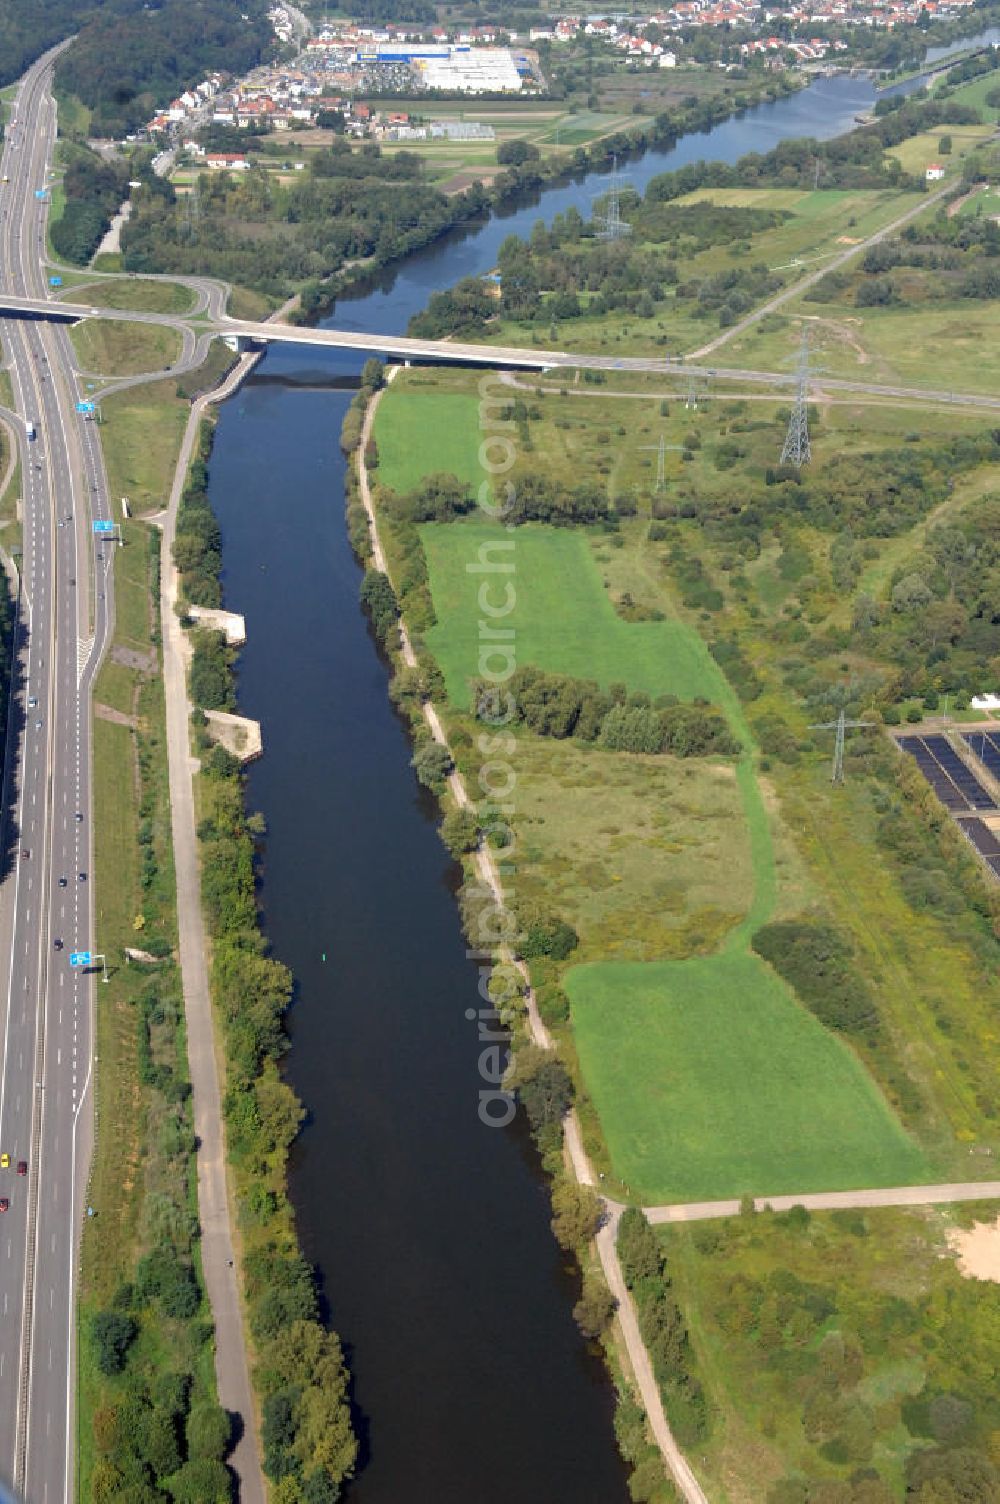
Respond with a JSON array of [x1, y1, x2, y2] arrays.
[[617, 1209, 709, 1448]]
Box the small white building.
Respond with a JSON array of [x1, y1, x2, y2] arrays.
[[926, 163, 945, 181], [205, 152, 250, 171]]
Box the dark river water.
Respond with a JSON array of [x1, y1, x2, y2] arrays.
[[206, 44, 992, 1503]]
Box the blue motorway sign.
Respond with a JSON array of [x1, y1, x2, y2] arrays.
[[49, 276, 62, 287], [69, 951, 92, 968], [76, 400, 95, 414], [92, 520, 115, 535], [34, 188, 47, 200]]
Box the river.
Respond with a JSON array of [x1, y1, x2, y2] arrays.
[[206, 46, 992, 1503]]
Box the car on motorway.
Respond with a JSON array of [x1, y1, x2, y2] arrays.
[[16, 1162, 26, 1177], [53, 938, 63, 950], [28, 695, 37, 707], [0, 1200, 8, 1214], [21, 848, 29, 859], [76, 812, 83, 822], [79, 871, 87, 881], [58, 875, 67, 887], [0, 1154, 9, 1170]]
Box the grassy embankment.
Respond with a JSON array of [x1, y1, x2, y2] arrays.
[[70, 318, 182, 378], [373, 378, 937, 1204], [76, 277, 197, 316]]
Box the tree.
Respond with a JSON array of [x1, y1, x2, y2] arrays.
[[551, 1181, 604, 1251], [891, 572, 933, 614], [440, 806, 479, 857], [497, 139, 540, 167], [360, 357, 384, 391], [515, 1050, 573, 1133], [411, 740, 452, 790], [186, 1403, 231, 1463], [166, 1457, 232, 1503], [617, 1207, 663, 1287], [92, 1311, 138, 1375], [938, 134, 952, 155], [573, 1272, 617, 1337]]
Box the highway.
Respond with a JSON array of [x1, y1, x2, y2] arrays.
[[0, 48, 113, 1503]]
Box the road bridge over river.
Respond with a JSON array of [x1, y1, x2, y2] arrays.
[[5, 289, 1000, 412]]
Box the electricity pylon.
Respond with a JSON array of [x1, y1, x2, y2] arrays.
[[808, 707, 876, 784], [593, 155, 632, 241], [780, 330, 816, 467], [639, 433, 685, 491], [684, 369, 710, 410]]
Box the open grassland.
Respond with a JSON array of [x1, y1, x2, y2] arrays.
[[513, 737, 753, 964], [886, 121, 995, 175], [100, 380, 190, 514], [422, 518, 719, 707], [375, 389, 483, 494], [69, 318, 181, 378], [82, 714, 143, 1291], [663, 1203, 1000, 1503], [935, 66, 1000, 116], [722, 298, 1000, 396], [77, 277, 196, 316], [568, 950, 928, 1203]]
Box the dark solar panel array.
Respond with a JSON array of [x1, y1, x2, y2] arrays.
[[897, 735, 997, 813], [963, 729, 1000, 783], [960, 818, 1000, 880]]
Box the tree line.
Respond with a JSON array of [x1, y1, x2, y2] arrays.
[[470, 665, 739, 758]]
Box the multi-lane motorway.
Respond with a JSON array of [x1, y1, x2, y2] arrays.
[[0, 49, 114, 1503]]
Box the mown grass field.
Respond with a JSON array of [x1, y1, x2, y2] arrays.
[[422, 518, 718, 707], [69, 317, 181, 378], [375, 390, 483, 494], [568, 949, 928, 1202]]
